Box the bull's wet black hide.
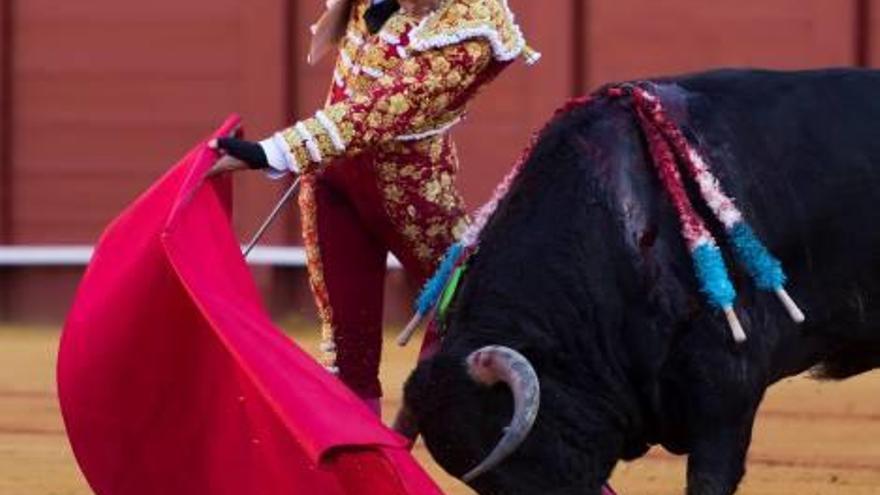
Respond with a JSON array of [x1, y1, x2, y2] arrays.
[[404, 69, 880, 495]]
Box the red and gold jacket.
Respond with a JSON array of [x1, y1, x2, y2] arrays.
[[272, 0, 539, 177]]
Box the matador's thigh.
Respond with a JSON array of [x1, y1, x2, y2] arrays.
[[372, 138, 470, 281]]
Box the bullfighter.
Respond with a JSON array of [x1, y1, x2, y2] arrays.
[[210, 0, 540, 412]]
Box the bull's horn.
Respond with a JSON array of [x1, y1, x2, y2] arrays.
[[462, 346, 540, 483]]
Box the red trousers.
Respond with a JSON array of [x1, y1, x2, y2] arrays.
[[298, 148, 467, 399]]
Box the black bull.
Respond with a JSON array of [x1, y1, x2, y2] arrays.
[[401, 69, 880, 495]]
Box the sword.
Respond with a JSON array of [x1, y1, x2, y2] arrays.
[[242, 177, 301, 258]]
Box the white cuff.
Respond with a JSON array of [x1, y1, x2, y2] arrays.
[[259, 133, 299, 180]]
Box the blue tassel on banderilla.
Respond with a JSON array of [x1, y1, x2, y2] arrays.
[[396, 242, 467, 346], [690, 221, 805, 343]]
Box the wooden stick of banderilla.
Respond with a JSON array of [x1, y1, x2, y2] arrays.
[[242, 177, 301, 257]]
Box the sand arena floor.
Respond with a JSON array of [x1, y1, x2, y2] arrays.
[[1, 326, 878, 494]]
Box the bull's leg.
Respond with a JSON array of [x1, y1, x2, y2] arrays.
[[682, 368, 762, 495], [685, 415, 756, 495], [673, 330, 765, 495]]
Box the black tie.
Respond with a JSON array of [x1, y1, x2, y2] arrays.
[[364, 0, 400, 34]]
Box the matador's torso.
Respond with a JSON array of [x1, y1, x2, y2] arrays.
[[278, 0, 538, 177]]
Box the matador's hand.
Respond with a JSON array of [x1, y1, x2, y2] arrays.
[[208, 137, 270, 177], [207, 154, 250, 177]]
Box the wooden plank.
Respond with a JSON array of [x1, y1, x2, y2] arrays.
[[282, 0, 298, 124], [867, 0, 880, 66], [856, 0, 871, 67], [281, 0, 302, 245], [572, 0, 590, 95], [585, 0, 858, 89], [0, 0, 12, 244], [0, 0, 11, 319], [232, 0, 293, 247]]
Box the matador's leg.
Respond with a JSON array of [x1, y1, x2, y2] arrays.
[[299, 173, 388, 405], [372, 140, 470, 357]]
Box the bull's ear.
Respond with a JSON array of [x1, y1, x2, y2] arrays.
[[400, 357, 430, 421], [402, 352, 477, 420], [395, 357, 441, 441]]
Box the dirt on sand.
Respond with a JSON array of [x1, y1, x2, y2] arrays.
[[1, 327, 878, 495]]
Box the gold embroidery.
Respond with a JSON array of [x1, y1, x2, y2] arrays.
[[402, 59, 420, 76], [429, 139, 444, 161], [423, 180, 442, 203], [430, 57, 452, 73], [279, 128, 312, 168], [372, 136, 470, 274], [403, 223, 421, 240], [409, 0, 527, 62], [299, 176, 338, 368], [416, 244, 433, 261], [385, 183, 404, 202], [388, 94, 411, 115], [452, 218, 468, 239], [303, 119, 337, 159]]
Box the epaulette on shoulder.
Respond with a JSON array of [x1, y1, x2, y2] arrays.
[[409, 0, 541, 65]]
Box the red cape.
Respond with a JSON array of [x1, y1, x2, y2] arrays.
[[58, 116, 443, 495]]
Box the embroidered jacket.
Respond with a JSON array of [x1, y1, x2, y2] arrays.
[[273, 0, 537, 175]]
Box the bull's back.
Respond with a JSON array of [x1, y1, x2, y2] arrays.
[[669, 69, 880, 360]]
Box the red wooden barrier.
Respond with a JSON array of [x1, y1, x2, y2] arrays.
[[0, 0, 12, 244], [0, 0, 874, 322], [585, 0, 858, 89]]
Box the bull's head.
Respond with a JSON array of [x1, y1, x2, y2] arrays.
[[400, 345, 542, 491]]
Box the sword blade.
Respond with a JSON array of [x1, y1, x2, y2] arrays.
[[243, 177, 301, 258]]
